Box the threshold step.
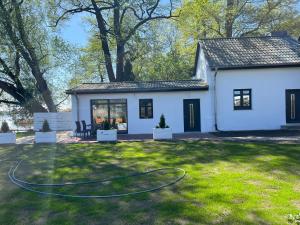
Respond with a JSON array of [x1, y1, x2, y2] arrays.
[[281, 124, 300, 130]]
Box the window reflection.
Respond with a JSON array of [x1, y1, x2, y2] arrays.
[[233, 89, 252, 110], [139, 99, 153, 119], [91, 99, 127, 133]]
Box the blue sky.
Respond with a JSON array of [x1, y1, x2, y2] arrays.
[[60, 14, 89, 47]]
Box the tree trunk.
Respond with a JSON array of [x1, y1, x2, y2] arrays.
[[91, 0, 116, 82], [116, 43, 125, 81], [26, 99, 48, 113], [0, 80, 47, 113], [225, 0, 234, 37], [0, 0, 57, 112], [11, 0, 57, 112]]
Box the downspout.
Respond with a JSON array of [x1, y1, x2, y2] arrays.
[[74, 93, 79, 122], [214, 68, 219, 131]]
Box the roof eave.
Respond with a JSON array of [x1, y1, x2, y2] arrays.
[[66, 86, 209, 95], [210, 63, 300, 71]]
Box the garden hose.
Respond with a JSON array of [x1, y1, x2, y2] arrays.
[[8, 160, 186, 199]]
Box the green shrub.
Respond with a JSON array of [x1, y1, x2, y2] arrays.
[[157, 114, 169, 128], [102, 120, 111, 130], [0, 121, 10, 133], [41, 120, 51, 132], [111, 118, 117, 129]]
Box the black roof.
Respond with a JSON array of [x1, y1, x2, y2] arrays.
[[198, 35, 300, 70], [66, 80, 208, 94]]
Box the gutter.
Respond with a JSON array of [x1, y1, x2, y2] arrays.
[[213, 68, 219, 131]]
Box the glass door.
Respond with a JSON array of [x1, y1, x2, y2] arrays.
[[108, 99, 128, 132], [183, 99, 201, 132], [91, 99, 128, 133], [286, 90, 300, 123]]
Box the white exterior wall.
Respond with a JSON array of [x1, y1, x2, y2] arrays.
[[71, 91, 215, 134], [216, 67, 300, 131], [193, 48, 216, 132], [195, 45, 210, 82], [34, 112, 72, 131]]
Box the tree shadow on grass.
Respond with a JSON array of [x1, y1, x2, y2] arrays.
[[149, 140, 300, 178], [0, 141, 299, 224]]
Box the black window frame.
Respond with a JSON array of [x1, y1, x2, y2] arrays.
[[139, 99, 153, 119], [233, 89, 252, 110], [90, 99, 128, 134]]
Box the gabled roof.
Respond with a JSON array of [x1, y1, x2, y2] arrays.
[[66, 80, 208, 95], [198, 35, 300, 70]]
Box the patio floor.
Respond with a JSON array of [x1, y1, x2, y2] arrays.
[[15, 130, 300, 144]]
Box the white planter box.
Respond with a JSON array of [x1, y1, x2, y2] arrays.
[[97, 130, 117, 142], [0, 132, 16, 144], [35, 131, 57, 143], [153, 128, 173, 140]]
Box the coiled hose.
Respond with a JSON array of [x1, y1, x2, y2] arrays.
[[8, 160, 186, 199]]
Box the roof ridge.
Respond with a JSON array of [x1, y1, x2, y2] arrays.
[[198, 35, 293, 42]]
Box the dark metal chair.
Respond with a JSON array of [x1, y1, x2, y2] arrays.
[[74, 121, 86, 138], [81, 120, 92, 138]]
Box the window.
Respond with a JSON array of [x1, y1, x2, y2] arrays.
[[139, 99, 153, 119], [233, 89, 252, 110]]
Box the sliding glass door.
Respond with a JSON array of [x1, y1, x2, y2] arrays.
[[91, 99, 128, 133]]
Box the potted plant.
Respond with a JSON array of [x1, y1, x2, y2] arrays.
[[35, 120, 57, 143], [153, 114, 172, 140], [0, 121, 16, 144], [97, 120, 117, 142]]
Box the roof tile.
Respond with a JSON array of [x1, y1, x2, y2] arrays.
[[66, 80, 208, 94], [200, 36, 300, 69]]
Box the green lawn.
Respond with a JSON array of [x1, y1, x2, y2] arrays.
[[0, 141, 300, 225]]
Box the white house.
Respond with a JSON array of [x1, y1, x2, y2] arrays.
[[66, 33, 300, 134]]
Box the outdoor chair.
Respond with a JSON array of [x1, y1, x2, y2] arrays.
[[81, 120, 92, 138], [74, 121, 86, 138]]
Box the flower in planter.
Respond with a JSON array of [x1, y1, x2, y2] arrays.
[[41, 120, 51, 132], [0, 121, 10, 133], [156, 114, 170, 128]]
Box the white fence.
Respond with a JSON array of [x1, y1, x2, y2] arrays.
[[34, 112, 72, 131]]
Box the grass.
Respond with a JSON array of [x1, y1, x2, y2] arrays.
[[16, 130, 34, 138], [0, 141, 300, 225]]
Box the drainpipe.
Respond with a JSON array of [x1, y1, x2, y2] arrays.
[[214, 68, 219, 131], [74, 93, 79, 122]]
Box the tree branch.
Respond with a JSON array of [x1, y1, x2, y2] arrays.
[[0, 99, 20, 105], [122, 0, 179, 43]]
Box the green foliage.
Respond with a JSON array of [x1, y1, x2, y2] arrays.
[[111, 119, 117, 129], [101, 119, 117, 130], [0, 121, 10, 133], [131, 21, 193, 81], [70, 34, 107, 86], [157, 114, 169, 129], [0, 0, 76, 113], [176, 0, 300, 50], [102, 120, 111, 130], [287, 213, 300, 224], [41, 120, 51, 132]]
